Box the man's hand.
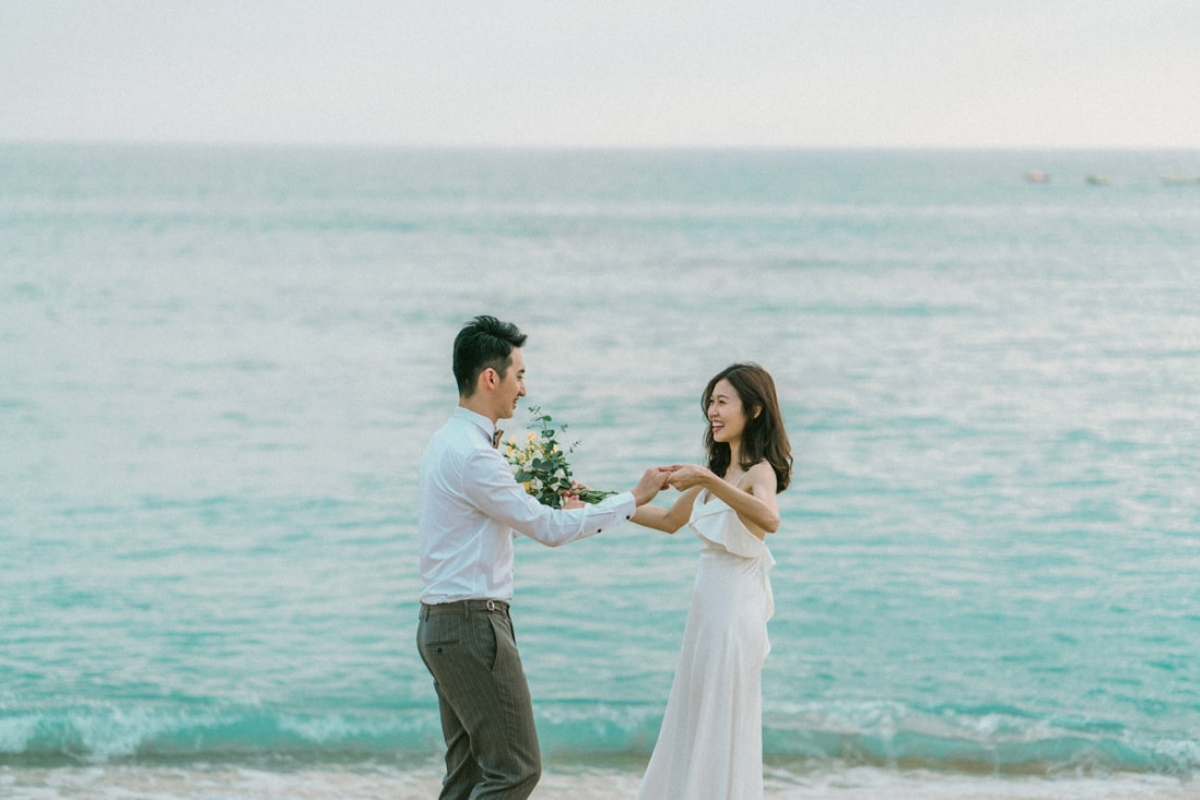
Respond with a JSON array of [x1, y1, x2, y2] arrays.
[[632, 467, 673, 506], [560, 480, 587, 510]]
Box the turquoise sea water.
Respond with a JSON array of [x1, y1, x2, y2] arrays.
[[2, 145, 1199, 797]]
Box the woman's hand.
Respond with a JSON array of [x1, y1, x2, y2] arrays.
[[665, 464, 715, 492]]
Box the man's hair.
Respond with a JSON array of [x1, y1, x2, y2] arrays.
[[452, 315, 528, 397]]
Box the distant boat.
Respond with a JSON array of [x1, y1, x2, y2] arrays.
[[1085, 175, 1112, 186], [1161, 175, 1200, 186], [1025, 171, 1050, 183]]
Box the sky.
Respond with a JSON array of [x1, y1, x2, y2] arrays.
[[2, 0, 1199, 149]]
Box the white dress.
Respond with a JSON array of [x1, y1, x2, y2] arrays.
[[636, 495, 776, 800]]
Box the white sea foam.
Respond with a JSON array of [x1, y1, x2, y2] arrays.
[[0, 761, 1194, 800]]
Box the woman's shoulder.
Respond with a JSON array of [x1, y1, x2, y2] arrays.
[[732, 462, 778, 500], [742, 461, 777, 487]]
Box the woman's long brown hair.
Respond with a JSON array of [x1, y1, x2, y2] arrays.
[[702, 363, 792, 492]]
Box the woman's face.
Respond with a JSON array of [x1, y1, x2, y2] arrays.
[[707, 378, 748, 444]]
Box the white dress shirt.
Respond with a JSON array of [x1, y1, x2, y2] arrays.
[[418, 407, 637, 604]]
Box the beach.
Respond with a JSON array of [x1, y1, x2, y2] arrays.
[[2, 145, 1198, 796], [3, 759, 1196, 799]]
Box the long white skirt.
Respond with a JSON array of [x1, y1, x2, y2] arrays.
[[636, 545, 771, 799]]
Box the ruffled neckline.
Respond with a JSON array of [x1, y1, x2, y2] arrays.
[[688, 493, 772, 559]]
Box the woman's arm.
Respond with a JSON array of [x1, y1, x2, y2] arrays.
[[631, 485, 703, 533], [668, 462, 779, 538]]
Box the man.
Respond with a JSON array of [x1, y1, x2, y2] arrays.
[[417, 315, 668, 800]]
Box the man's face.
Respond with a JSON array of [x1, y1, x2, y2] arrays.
[[494, 347, 526, 420]]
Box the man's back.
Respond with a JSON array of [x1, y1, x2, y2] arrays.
[[418, 408, 517, 604]]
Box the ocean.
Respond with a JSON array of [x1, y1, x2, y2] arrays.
[[1, 144, 1198, 798]]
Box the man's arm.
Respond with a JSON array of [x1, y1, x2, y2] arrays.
[[462, 449, 649, 547]]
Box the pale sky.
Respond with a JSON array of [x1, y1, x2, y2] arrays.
[[2, 0, 1199, 149]]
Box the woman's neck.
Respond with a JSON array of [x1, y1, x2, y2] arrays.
[[727, 440, 742, 473]]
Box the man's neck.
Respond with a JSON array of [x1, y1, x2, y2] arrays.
[[459, 396, 498, 425]]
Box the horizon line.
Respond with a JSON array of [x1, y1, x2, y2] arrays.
[[4, 138, 1200, 154]]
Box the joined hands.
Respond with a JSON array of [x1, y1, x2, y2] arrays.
[[561, 464, 712, 509], [658, 463, 714, 492], [631, 466, 673, 506]]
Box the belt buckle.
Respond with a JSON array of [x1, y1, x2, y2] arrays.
[[485, 599, 496, 612]]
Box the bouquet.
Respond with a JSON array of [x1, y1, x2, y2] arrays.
[[502, 406, 616, 509]]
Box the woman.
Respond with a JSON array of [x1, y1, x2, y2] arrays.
[[633, 363, 792, 799]]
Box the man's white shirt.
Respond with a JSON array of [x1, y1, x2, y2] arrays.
[[418, 407, 637, 604]]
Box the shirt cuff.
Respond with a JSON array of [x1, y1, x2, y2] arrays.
[[605, 491, 638, 523]]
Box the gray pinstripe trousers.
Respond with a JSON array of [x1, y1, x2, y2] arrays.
[[417, 601, 541, 800]]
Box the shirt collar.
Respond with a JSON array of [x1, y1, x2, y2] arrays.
[[454, 406, 500, 446]]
